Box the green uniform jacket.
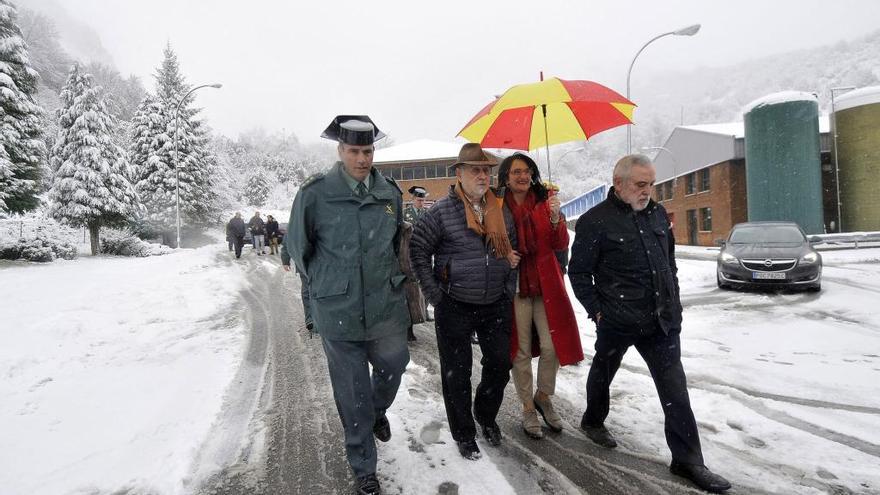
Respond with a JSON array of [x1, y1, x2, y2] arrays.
[[403, 205, 427, 224], [285, 162, 410, 341]]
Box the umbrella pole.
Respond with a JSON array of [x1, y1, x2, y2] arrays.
[[542, 104, 552, 183]]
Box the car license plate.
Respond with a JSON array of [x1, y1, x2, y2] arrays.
[[753, 272, 786, 280]]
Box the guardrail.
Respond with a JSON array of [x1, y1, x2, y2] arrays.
[[811, 231, 880, 249], [560, 184, 608, 220]]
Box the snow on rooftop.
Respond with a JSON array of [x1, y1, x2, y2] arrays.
[[373, 139, 464, 163], [679, 114, 829, 139], [680, 121, 746, 138], [743, 90, 818, 115], [833, 85, 880, 112]]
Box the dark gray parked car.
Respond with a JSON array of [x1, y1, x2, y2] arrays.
[[716, 221, 822, 291]]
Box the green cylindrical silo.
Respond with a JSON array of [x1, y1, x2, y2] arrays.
[[743, 92, 824, 234], [833, 86, 880, 232]]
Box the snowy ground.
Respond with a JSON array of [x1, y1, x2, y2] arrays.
[[3, 232, 879, 494], [377, 246, 880, 494], [0, 237, 251, 495]]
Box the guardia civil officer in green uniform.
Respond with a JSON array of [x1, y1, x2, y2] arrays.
[[403, 185, 428, 224], [282, 115, 410, 495]]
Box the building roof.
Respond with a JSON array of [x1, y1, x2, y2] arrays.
[[743, 91, 818, 114], [373, 139, 464, 163], [679, 115, 829, 139], [652, 115, 830, 183], [834, 85, 880, 112]]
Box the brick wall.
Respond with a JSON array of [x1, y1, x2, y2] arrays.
[[654, 160, 747, 246]]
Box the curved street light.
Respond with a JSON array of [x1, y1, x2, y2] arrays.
[[626, 24, 701, 153], [554, 146, 585, 172], [642, 145, 678, 183], [175, 83, 222, 249]]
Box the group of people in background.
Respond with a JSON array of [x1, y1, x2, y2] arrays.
[[280, 115, 731, 495], [225, 211, 282, 259]]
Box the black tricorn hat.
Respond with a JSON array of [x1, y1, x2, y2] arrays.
[[321, 115, 386, 145], [408, 186, 428, 198]]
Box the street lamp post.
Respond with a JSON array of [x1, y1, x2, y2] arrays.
[[174, 83, 222, 249], [626, 24, 701, 153], [642, 145, 678, 182], [554, 146, 585, 174], [830, 85, 855, 233]]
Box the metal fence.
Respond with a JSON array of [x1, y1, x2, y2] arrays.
[[812, 231, 880, 249], [560, 184, 608, 220]]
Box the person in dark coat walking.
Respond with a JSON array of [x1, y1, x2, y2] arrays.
[[410, 143, 518, 461], [568, 154, 731, 493], [498, 153, 583, 440], [282, 115, 409, 495], [227, 212, 246, 259], [265, 215, 280, 255], [225, 216, 234, 251]]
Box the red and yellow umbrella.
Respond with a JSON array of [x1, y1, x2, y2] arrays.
[[457, 77, 635, 180]]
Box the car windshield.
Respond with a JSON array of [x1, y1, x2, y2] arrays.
[[729, 225, 805, 244]]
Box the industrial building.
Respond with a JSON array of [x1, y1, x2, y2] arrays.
[[651, 86, 880, 246]]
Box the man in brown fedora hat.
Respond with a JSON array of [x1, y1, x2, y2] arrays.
[[410, 143, 520, 460]]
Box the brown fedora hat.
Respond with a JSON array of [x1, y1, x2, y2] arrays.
[[453, 143, 498, 168]]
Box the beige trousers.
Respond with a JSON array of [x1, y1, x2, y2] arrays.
[[512, 293, 559, 407]]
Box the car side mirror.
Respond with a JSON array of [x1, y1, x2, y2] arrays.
[[714, 239, 726, 247]]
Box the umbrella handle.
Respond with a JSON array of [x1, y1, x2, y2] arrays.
[[541, 104, 552, 183]]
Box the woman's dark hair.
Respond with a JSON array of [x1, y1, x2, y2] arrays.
[[497, 153, 548, 202]]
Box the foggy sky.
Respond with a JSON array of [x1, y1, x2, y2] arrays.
[[21, 0, 880, 144]]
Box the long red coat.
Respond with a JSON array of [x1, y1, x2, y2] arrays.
[[509, 199, 584, 366]]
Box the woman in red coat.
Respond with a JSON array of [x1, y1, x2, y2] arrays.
[[499, 153, 584, 439]]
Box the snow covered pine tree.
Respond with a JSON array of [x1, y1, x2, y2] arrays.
[[48, 65, 139, 255], [0, 0, 45, 214], [244, 168, 270, 207], [155, 43, 218, 226]]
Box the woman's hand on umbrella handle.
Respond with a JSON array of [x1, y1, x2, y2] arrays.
[[507, 250, 522, 269], [549, 195, 561, 223]]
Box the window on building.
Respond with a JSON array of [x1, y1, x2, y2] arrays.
[[685, 173, 696, 195], [699, 168, 710, 192], [425, 164, 436, 179], [664, 181, 673, 200], [655, 185, 664, 201], [413, 166, 425, 180], [700, 207, 712, 231]]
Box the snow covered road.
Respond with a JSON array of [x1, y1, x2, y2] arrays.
[[3, 240, 878, 494]]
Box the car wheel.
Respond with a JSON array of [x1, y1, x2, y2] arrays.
[[807, 284, 821, 292]]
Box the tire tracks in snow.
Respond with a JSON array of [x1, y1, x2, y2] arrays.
[[197, 255, 350, 494], [403, 324, 763, 494], [615, 359, 880, 462], [187, 253, 271, 492]]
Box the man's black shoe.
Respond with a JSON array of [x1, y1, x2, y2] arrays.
[[478, 421, 503, 447], [670, 461, 731, 493], [579, 422, 618, 448], [355, 473, 381, 495], [456, 439, 481, 460], [373, 414, 391, 442]]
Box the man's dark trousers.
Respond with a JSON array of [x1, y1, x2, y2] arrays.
[[321, 331, 409, 477], [435, 295, 512, 442], [583, 321, 704, 465], [232, 235, 245, 258]]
